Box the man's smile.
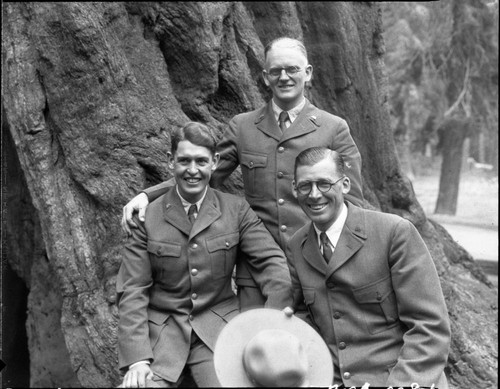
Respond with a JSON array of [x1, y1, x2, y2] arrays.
[[307, 202, 328, 211], [184, 177, 202, 184]]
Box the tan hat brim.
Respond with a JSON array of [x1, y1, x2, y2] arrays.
[[214, 308, 334, 387]]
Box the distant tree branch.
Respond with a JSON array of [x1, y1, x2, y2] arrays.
[[444, 58, 471, 117]]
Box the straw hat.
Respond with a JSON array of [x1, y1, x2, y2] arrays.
[[214, 308, 334, 387]]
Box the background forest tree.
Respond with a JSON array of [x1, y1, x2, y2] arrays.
[[382, 0, 498, 214], [2, 1, 498, 388]]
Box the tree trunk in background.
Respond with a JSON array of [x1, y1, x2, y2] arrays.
[[435, 118, 471, 215], [2, 2, 497, 388]]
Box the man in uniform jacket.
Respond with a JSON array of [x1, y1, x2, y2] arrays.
[[117, 122, 292, 387], [121, 37, 364, 310], [286, 146, 451, 388]]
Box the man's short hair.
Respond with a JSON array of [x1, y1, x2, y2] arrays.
[[264, 37, 308, 62], [171, 122, 219, 155], [294, 147, 345, 178]]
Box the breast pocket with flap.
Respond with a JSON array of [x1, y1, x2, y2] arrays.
[[352, 274, 399, 334], [206, 232, 239, 279], [240, 151, 268, 198], [147, 240, 184, 283]]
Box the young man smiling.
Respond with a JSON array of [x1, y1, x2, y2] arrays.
[[286, 146, 451, 388], [121, 37, 364, 309], [116, 122, 292, 388]]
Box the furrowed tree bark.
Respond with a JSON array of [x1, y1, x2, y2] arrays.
[[2, 2, 497, 388]]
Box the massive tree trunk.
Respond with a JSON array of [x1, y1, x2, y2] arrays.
[[2, 2, 497, 388]]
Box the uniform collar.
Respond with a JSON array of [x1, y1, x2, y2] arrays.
[[313, 202, 348, 248], [176, 185, 208, 214], [271, 97, 307, 124]]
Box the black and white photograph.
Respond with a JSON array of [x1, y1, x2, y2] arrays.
[[2, 2, 498, 388]]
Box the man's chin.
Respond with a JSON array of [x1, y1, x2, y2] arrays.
[[178, 186, 203, 202]]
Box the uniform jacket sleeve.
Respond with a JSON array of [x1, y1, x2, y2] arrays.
[[329, 117, 363, 207], [142, 178, 175, 203], [236, 200, 293, 309], [210, 116, 240, 189], [386, 218, 451, 386], [116, 217, 154, 370]]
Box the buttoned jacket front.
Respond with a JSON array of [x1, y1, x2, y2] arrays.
[[286, 202, 451, 388], [117, 187, 292, 383], [213, 98, 363, 248]]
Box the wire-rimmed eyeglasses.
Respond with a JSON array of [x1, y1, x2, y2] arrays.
[[264, 66, 303, 78], [294, 176, 345, 196]]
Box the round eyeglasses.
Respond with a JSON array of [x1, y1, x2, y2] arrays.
[[294, 176, 345, 196], [264, 66, 303, 78]]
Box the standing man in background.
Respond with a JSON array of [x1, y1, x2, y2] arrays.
[[122, 37, 364, 309]]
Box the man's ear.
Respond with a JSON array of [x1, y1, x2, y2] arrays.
[[304, 64, 313, 82], [291, 180, 299, 199], [212, 152, 220, 171], [167, 151, 175, 170], [341, 176, 351, 195], [262, 70, 270, 87]]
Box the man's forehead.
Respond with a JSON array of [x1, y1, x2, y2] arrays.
[[174, 141, 214, 157], [266, 44, 308, 61], [296, 160, 339, 179]]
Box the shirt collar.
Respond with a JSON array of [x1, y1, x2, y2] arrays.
[[313, 202, 348, 248], [176, 185, 208, 214], [271, 97, 306, 124]]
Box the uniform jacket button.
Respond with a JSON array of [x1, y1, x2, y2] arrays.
[[191, 293, 198, 300], [191, 269, 198, 276], [343, 372, 351, 380], [333, 311, 341, 319], [339, 342, 346, 350], [277, 172, 284, 178]]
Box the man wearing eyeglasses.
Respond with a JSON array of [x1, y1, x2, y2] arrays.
[[121, 37, 364, 310], [285, 146, 451, 388]]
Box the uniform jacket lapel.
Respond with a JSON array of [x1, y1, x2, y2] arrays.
[[255, 104, 281, 141], [162, 189, 191, 236], [326, 202, 367, 279], [280, 100, 320, 144], [301, 223, 328, 275], [254, 100, 321, 143], [161, 187, 222, 237], [189, 188, 221, 238]]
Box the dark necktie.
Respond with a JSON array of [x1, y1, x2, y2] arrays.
[[278, 111, 289, 133], [320, 232, 333, 263], [187, 204, 197, 224]]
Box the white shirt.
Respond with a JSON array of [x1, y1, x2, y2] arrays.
[[313, 203, 348, 254], [176, 185, 207, 218], [271, 97, 307, 129]]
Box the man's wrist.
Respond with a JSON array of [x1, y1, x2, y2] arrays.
[[129, 360, 151, 370], [139, 191, 149, 202]]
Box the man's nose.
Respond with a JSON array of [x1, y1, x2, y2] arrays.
[[308, 183, 322, 199], [187, 162, 198, 174], [278, 69, 290, 80]]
